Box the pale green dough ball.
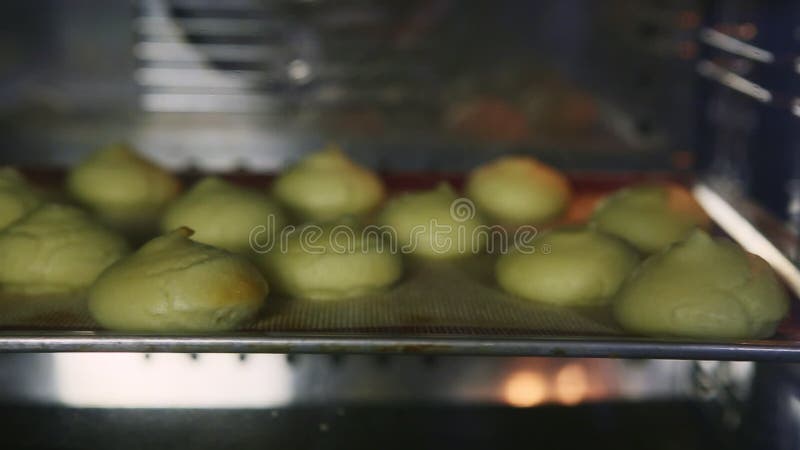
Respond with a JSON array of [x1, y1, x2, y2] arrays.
[[272, 145, 385, 222], [258, 224, 403, 300], [466, 156, 571, 226], [67, 144, 181, 232], [161, 177, 287, 254], [0, 168, 41, 230], [496, 227, 639, 306], [614, 230, 789, 339], [592, 183, 710, 254], [88, 228, 267, 331], [378, 183, 488, 259], [0, 204, 129, 295]]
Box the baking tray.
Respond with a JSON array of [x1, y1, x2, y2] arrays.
[[1, 171, 799, 360]]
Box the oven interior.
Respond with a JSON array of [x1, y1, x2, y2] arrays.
[[1, 1, 800, 449]]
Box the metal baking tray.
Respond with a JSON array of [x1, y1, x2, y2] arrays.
[[1, 172, 799, 360]]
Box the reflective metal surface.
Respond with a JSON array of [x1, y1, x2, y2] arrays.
[[0, 353, 702, 407], [0, 333, 795, 361], [0, 352, 749, 450], [0, 0, 696, 170]]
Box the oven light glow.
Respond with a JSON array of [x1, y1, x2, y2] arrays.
[[53, 353, 293, 408], [555, 363, 589, 406], [503, 371, 547, 408]]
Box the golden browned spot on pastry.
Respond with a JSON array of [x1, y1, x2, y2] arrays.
[[563, 192, 605, 224], [88, 228, 267, 332], [665, 183, 712, 229]]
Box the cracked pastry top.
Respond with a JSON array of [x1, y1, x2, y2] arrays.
[[88, 227, 267, 331], [613, 230, 789, 339]]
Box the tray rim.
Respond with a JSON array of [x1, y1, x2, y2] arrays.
[[0, 331, 798, 361]]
